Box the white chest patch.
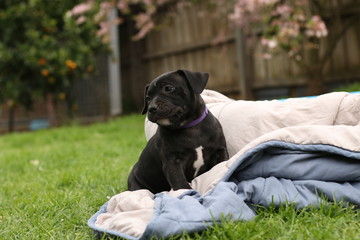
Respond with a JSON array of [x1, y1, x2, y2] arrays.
[[193, 146, 204, 177], [157, 119, 171, 126]]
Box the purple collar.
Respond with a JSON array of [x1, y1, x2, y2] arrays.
[[181, 108, 209, 128]]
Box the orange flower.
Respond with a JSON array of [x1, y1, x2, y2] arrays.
[[86, 65, 94, 73], [58, 93, 66, 100], [65, 60, 77, 70], [38, 58, 46, 65], [41, 69, 49, 77]]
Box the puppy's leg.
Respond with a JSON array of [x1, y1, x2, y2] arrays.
[[127, 165, 143, 191], [219, 147, 229, 162], [127, 179, 142, 191], [197, 147, 229, 176], [163, 159, 191, 190]]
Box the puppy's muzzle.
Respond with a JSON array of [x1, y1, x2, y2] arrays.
[[148, 105, 158, 114]]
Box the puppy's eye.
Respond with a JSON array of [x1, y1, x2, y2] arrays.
[[145, 96, 150, 102], [164, 85, 175, 93]]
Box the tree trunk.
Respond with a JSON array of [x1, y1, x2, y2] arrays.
[[306, 67, 326, 96], [8, 104, 15, 133], [305, 45, 326, 96], [65, 90, 74, 121], [46, 93, 58, 127]]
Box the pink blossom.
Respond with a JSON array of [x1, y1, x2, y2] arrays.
[[268, 39, 278, 48], [94, 2, 115, 23], [294, 12, 306, 21], [71, 0, 94, 16], [259, 0, 279, 4], [76, 15, 87, 25], [96, 21, 111, 37], [135, 13, 151, 28], [133, 21, 155, 40], [143, 0, 153, 6], [228, 2, 246, 26], [295, 0, 309, 6], [94, 2, 114, 23], [117, 1, 130, 13], [246, 1, 255, 12], [306, 15, 328, 38], [229, 0, 280, 27], [261, 38, 278, 48], [275, 4, 293, 17], [279, 22, 300, 38], [261, 38, 269, 46]]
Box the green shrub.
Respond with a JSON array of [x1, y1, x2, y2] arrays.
[[0, 0, 108, 110], [335, 82, 360, 92]]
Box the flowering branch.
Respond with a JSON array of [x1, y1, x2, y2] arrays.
[[70, 0, 329, 61], [229, 0, 329, 62], [69, 0, 186, 42]]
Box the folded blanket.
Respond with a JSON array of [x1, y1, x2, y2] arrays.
[[88, 90, 360, 239]]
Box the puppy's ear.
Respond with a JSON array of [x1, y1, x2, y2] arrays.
[[177, 69, 209, 94], [141, 85, 150, 115]]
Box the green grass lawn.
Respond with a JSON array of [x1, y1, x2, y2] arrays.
[[0, 115, 359, 239]]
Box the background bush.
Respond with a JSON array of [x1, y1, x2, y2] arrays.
[[0, 0, 108, 116]]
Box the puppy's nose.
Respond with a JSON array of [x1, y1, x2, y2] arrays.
[[148, 105, 158, 113]]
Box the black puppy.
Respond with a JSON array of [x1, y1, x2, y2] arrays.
[[127, 70, 228, 193]]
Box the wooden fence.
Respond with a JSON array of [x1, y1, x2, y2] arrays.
[[141, 0, 360, 100], [144, 1, 239, 96]]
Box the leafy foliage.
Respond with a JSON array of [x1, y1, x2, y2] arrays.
[[0, 0, 108, 110], [335, 82, 360, 93]]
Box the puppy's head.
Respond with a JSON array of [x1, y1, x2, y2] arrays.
[[142, 69, 209, 128]]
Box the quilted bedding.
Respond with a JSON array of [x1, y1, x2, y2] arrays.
[[88, 90, 360, 239]]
